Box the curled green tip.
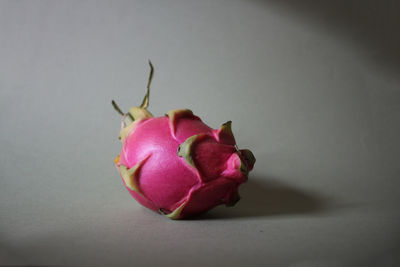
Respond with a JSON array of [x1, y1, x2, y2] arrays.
[[166, 202, 186, 220], [140, 60, 154, 109], [112, 100, 134, 121], [112, 100, 124, 116]]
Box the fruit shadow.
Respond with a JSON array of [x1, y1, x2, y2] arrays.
[[196, 177, 329, 219]]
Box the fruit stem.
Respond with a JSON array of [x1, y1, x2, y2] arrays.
[[140, 60, 154, 109], [111, 100, 124, 116], [112, 100, 134, 121]]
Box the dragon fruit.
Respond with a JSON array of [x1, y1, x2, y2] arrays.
[[113, 61, 255, 219]]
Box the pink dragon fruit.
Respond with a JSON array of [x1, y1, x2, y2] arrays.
[[113, 61, 255, 219]]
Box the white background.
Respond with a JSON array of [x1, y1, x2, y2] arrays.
[[1, 1, 399, 266]]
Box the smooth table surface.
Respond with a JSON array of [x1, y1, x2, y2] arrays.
[[1, 1, 400, 266]]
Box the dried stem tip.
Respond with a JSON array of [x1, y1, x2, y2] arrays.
[[140, 60, 154, 109], [112, 100, 125, 116]]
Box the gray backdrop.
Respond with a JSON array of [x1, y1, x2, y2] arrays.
[[1, 0, 399, 266]]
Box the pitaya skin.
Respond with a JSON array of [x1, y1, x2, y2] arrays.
[[113, 62, 255, 219]]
